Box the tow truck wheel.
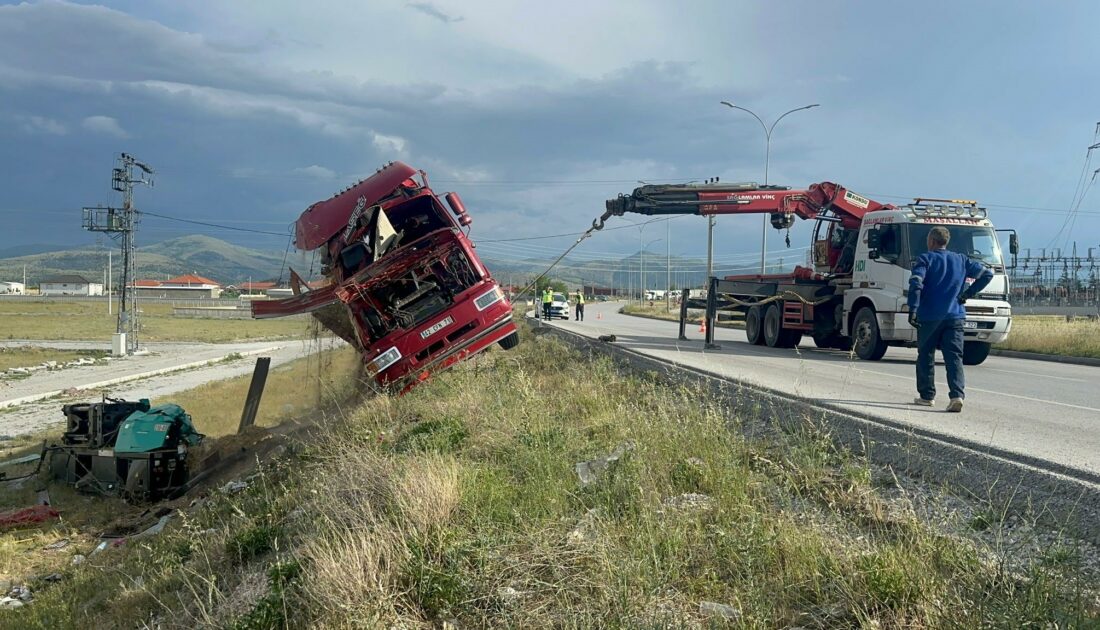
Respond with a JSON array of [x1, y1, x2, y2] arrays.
[[498, 332, 520, 350], [745, 306, 764, 345], [852, 307, 888, 361], [962, 341, 991, 365], [763, 304, 783, 347]]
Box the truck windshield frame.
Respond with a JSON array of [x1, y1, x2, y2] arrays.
[[901, 223, 1004, 269]]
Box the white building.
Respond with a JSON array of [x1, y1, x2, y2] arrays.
[[0, 281, 24, 294], [40, 275, 104, 296]]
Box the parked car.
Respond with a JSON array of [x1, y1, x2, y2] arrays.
[[549, 292, 571, 319]]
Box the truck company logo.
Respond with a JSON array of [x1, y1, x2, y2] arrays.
[[420, 315, 454, 339], [342, 195, 368, 242], [921, 217, 982, 225], [725, 193, 778, 201], [844, 190, 871, 209]]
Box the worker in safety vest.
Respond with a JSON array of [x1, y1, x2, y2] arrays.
[[541, 287, 553, 320], [574, 290, 585, 321]]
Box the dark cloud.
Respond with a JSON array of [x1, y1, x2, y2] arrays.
[[406, 2, 464, 24]]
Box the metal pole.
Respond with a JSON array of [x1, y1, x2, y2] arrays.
[[706, 216, 714, 287], [666, 219, 671, 311]]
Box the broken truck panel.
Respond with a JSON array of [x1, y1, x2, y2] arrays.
[[253, 161, 519, 392], [295, 161, 419, 251]]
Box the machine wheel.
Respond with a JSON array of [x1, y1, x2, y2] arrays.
[[498, 332, 520, 350], [852, 307, 888, 361], [763, 304, 783, 347], [781, 330, 803, 348], [745, 306, 764, 345], [962, 341, 991, 365]]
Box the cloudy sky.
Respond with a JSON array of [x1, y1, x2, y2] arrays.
[[1, 0, 1098, 274]]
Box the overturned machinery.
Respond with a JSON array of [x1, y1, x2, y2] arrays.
[[48, 398, 204, 502]]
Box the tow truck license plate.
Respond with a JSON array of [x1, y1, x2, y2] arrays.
[[963, 320, 978, 329]]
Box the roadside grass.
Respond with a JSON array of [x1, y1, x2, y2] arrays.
[[1000, 315, 1100, 358], [0, 302, 308, 343], [0, 347, 106, 372], [170, 344, 362, 438], [3, 325, 1095, 628], [623, 303, 745, 328]]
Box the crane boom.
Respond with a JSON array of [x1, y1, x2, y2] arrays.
[[597, 181, 892, 231]]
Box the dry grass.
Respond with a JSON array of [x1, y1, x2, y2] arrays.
[[2, 326, 1096, 628], [1000, 315, 1100, 358], [0, 301, 308, 343]]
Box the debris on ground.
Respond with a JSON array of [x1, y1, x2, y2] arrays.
[[566, 508, 600, 545], [698, 601, 740, 620], [43, 538, 70, 551], [221, 480, 249, 494], [597, 334, 617, 343], [660, 493, 715, 513], [71, 554, 85, 566], [132, 513, 174, 540], [0, 505, 60, 530], [574, 441, 634, 485], [496, 586, 522, 604]]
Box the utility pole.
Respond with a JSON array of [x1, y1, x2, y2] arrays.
[[666, 219, 671, 311], [83, 153, 154, 355]]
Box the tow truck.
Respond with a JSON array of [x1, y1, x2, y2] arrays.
[[253, 162, 518, 392], [598, 181, 1018, 365]]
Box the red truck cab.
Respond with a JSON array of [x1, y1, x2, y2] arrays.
[[253, 162, 518, 392]]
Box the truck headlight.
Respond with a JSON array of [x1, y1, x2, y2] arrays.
[[367, 346, 402, 375], [995, 307, 1011, 317]]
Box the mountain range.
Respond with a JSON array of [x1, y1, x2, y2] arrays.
[[0, 234, 762, 290], [0, 235, 291, 286]]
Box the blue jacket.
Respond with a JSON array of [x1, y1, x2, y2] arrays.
[[907, 249, 993, 321]]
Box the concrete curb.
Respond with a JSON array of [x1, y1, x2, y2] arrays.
[[531, 317, 1100, 545], [0, 345, 283, 409], [988, 348, 1100, 368]]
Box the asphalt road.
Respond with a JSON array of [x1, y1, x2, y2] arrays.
[[541, 302, 1100, 479]]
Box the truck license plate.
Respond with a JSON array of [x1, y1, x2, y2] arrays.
[[421, 316, 454, 339], [963, 320, 978, 329]]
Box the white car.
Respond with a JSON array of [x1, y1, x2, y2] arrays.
[[549, 293, 571, 319]]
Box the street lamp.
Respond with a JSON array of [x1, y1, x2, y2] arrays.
[[642, 238, 663, 303], [720, 101, 820, 273]]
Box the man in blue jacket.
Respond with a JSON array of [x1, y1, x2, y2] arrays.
[[907, 226, 993, 412]]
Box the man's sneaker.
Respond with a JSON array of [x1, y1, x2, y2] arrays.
[[947, 398, 963, 413], [914, 397, 935, 407]]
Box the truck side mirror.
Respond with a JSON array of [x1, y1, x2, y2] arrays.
[[1009, 233, 1019, 255], [866, 226, 881, 260]]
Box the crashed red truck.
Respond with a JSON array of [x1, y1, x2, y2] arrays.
[[252, 161, 518, 392]]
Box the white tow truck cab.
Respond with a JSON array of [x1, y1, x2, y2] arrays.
[[843, 201, 1016, 364]]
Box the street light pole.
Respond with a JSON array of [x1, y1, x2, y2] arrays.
[[720, 101, 820, 274], [666, 219, 671, 311]]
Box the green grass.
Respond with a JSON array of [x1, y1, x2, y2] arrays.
[[0, 347, 107, 372], [1000, 315, 1100, 358], [0, 301, 308, 343], [0, 326, 1095, 628]]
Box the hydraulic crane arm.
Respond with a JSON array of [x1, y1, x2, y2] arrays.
[[596, 181, 892, 231]]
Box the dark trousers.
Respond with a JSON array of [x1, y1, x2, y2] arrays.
[[916, 318, 965, 401], [543, 303, 552, 319], [575, 304, 584, 321]]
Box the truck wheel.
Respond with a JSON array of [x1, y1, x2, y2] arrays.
[[852, 307, 888, 361], [763, 304, 783, 347], [498, 332, 520, 350], [745, 306, 764, 345], [962, 341, 991, 365]]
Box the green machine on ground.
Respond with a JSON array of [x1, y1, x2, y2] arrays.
[[48, 398, 204, 502]]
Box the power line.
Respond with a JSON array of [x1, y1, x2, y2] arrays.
[[137, 210, 292, 237]]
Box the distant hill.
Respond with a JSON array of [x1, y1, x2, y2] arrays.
[[0, 235, 291, 286]]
